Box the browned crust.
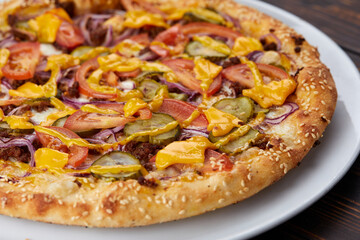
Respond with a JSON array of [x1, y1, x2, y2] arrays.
[[0, 0, 337, 227]]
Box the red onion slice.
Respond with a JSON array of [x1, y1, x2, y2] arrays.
[[246, 51, 264, 62], [179, 128, 209, 140], [0, 137, 36, 167], [264, 102, 299, 125]]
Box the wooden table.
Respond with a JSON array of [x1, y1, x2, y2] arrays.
[[252, 1, 360, 239]]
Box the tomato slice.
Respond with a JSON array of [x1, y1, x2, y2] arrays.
[[161, 58, 222, 96], [63, 103, 151, 132], [150, 25, 188, 57], [56, 21, 84, 49], [76, 58, 118, 99], [63, 110, 135, 132], [35, 126, 88, 168], [203, 149, 233, 172], [115, 68, 141, 78], [157, 98, 208, 128], [128, 33, 150, 46], [2, 42, 40, 80], [0, 99, 25, 106], [222, 63, 289, 88], [181, 22, 242, 41]]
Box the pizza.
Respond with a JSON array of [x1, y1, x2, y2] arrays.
[[0, 0, 337, 227]]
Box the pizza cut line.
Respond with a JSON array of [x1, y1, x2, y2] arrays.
[[0, 0, 337, 227]]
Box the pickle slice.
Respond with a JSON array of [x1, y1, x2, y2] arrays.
[[185, 41, 228, 61], [124, 113, 180, 145], [213, 97, 254, 123], [0, 122, 34, 136], [209, 128, 260, 154], [91, 151, 140, 180], [138, 79, 161, 102]]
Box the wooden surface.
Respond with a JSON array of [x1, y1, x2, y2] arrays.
[[252, 0, 360, 239]]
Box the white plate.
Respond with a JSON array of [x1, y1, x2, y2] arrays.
[[1, 0, 360, 239]]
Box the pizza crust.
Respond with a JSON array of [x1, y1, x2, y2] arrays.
[[0, 0, 337, 227]]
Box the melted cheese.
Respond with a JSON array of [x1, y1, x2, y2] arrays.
[[123, 98, 147, 117], [241, 57, 297, 108], [181, 109, 201, 128], [147, 86, 168, 111], [141, 62, 178, 83], [80, 104, 119, 115], [204, 107, 241, 137], [0, 48, 10, 78], [112, 39, 145, 57], [194, 57, 222, 95], [123, 10, 169, 28], [28, 13, 62, 43], [5, 115, 34, 129], [231, 37, 263, 57], [35, 148, 69, 169], [155, 136, 215, 170], [214, 125, 250, 148]]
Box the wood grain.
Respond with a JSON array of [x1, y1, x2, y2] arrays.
[[252, 0, 360, 239]]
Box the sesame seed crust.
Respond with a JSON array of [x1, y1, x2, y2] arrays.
[[0, 0, 336, 227]]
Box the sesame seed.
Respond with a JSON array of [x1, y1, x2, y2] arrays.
[[222, 181, 227, 187], [138, 207, 145, 213], [179, 210, 185, 215], [311, 133, 317, 139], [195, 198, 202, 203], [239, 190, 244, 194], [243, 187, 249, 192], [82, 211, 89, 217], [181, 196, 186, 203], [58, 200, 63, 205], [241, 180, 245, 187], [218, 198, 225, 204], [106, 209, 113, 214], [147, 197, 152, 202], [225, 191, 231, 196], [305, 133, 309, 137], [145, 215, 152, 220]]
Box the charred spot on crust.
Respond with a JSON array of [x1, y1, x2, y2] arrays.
[[292, 67, 304, 79], [291, 35, 305, 45], [269, 28, 275, 33], [294, 46, 301, 53], [138, 176, 158, 188]]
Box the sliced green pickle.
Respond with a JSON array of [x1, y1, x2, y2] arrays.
[[124, 113, 180, 145], [185, 41, 228, 61], [71, 46, 94, 57], [183, 10, 223, 25], [134, 71, 163, 82], [209, 128, 260, 154], [213, 97, 254, 123], [138, 79, 161, 102], [51, 116, 68, 128], [91, 151, 140, 180], [0, 122, 34, 136], [169, 92, 188, 101]]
